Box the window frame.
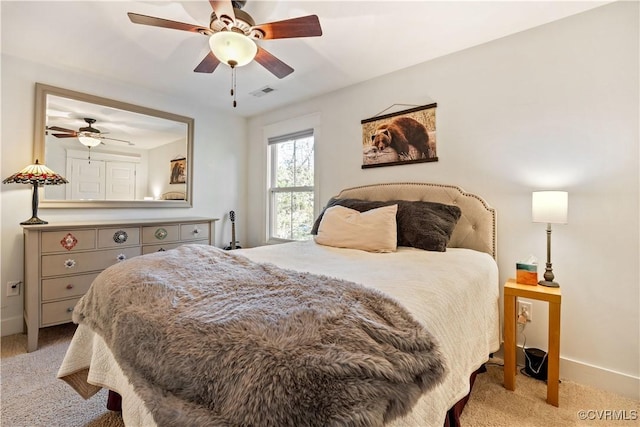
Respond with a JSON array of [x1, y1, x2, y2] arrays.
[[267, 129, 315, 242], [261, 113, 321, 245]]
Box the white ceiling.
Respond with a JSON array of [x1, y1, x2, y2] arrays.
[[2, 1, 611, 118]]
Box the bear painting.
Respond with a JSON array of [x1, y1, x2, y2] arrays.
[[362, 104, 437, 167], [370, 117, 431, 161]]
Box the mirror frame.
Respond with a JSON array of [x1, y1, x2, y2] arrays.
[[34, 83, 194, 208]]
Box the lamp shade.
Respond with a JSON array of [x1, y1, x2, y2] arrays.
[[209, 31, 257, 67], [78, 133, 102, 148], [2, 159, 68, 186], [532, 191, 568, 224], [3, 159, 68, 225]]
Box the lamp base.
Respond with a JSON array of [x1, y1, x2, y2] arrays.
[[20, 216, 48, 225], [538, 280, 560, 288]]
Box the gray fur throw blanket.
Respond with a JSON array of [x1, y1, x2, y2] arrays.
[[73, 244, 446, 427]]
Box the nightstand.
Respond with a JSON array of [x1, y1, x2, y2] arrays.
[[503, 278, 562, 406]]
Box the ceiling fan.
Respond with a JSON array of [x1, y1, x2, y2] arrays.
[[127, 1, 323, 105], [47, 118, 133, 147]]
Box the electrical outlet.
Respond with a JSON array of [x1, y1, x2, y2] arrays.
[[7, 281, 21, 297], [518, 301, 532, 322]]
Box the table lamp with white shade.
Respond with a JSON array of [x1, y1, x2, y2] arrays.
[[532, 191, 568, 287]]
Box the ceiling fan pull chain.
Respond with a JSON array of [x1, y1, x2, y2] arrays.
[[230, 66, 234, 97], [231, 66, 237, 108]]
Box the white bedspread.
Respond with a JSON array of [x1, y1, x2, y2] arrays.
[[58, 241, 499, 427]]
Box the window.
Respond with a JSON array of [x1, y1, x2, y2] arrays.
[[268, 129, 314, 241]]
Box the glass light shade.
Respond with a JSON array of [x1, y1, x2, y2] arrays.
[[78, 132, 101, 147], [209, 31, 257, 67], [2, 159, 68, 185], [2, 159, 67, 225], [532, 191, 568, 224]]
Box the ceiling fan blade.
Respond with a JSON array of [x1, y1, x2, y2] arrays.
[[255, 47, 294, 79], [127, 12, 210, 33], [253, 15, 322, 40], [47, 126, 76, 133], [51, 134, 77, 138], [209, 1, 235, 25], [102, 137, 134, 146], [194, 52, 222, 73]]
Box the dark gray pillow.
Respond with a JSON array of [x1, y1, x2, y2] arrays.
[[311, 198, 461, 252]]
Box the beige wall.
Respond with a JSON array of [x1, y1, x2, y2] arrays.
[[247, 2, 639, 398]]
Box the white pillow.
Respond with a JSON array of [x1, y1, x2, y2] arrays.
[[314, 204, 398, 253]]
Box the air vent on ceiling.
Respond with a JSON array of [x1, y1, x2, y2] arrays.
[[250, 86, 276, 97]]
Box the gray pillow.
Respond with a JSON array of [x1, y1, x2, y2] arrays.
[[311, 198, 461, 252]]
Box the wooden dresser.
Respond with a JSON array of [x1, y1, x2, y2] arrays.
[[22, 217, 218, 352]]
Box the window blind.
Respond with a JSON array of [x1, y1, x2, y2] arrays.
[[267, 129, 313, 145]]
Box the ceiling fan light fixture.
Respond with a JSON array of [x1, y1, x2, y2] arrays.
[[77, 133, 101, 148], [209, 31, 257, 67]]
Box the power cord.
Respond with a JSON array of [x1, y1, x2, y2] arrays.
[[517, 315, 558, 384], [485, 316, 529, 369], [484, 312, 531, 370], [517, 316, 529, 371], [518, 321, 534, 377]]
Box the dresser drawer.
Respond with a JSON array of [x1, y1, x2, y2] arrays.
[[41, 246, 142, 277], [41, 297, 81, 326], [142, 239, 209, 255], [41, 230, 96, 253], [142, 225, 180, 244], [98, 227, 140, 248], [142, 242, 183, 255], [180, 223, 210, 241], [41, 272, 100, 301]]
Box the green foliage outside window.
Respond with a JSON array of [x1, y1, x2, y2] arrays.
[[271, 136, 314, 241]]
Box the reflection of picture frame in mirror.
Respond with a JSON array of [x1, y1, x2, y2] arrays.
[[170, 158, 186, 184]]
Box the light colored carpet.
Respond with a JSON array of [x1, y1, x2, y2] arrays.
[[1, 324, 123, 427], [1, 324, 638, 426]]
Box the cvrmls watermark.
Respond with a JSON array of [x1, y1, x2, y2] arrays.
[[577, 410, 638, 421]]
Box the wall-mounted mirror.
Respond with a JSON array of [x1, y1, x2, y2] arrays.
[[35, 83, 194, 208]]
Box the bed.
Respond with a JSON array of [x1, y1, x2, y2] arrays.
[[58, 182, 500, 427]]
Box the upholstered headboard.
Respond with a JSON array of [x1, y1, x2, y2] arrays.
[[335, 182, 497, 259]]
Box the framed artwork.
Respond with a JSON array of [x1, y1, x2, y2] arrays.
[[362, 103, 437, 168], [170, 157, 186, 184]]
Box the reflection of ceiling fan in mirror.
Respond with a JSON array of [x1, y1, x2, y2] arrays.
[[47, 118, 134, 147], [127, 0, 322, 106]]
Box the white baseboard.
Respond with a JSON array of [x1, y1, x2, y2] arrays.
[[560, 356, 639, 401], [1, 316, 24, 337], [495, 345, 640, 400]]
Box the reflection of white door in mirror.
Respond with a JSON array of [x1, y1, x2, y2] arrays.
[[35, 83, 194, 208], [69, 159, 104, 200], [106, 162, 137, 200], [62, 158, 137, 201], [47, 149, 141, 201]]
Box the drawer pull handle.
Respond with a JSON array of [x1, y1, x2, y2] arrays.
[[66, 307, 74, 313], [116, 253, 127, 262], [60, 233, 78, 251], [193, 228, 200, 235], [158, 248, 166, 252], [113, 231, 128, 244], [155, 228, 168, 240], [64, 259, 76, 269], [66, 284, 74, 290]]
